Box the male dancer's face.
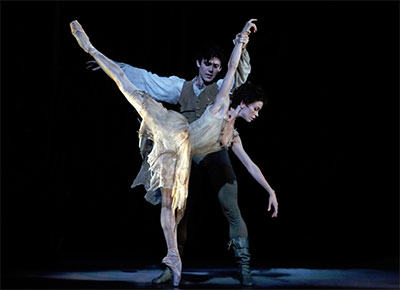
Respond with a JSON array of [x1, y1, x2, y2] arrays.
[[196, 57, 222, 84]]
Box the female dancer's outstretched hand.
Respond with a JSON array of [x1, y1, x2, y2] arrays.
[[234, 19, 257, 48], [241, 19, 258, 36], [268, 191, 278, 218]]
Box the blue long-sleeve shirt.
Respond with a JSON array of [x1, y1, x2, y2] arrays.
[[117, 48, 251, 104]]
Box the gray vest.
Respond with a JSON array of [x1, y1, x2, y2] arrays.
[[179, 80, 219, 124]]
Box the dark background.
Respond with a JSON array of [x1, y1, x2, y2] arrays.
[[2, 0, 398, 276]]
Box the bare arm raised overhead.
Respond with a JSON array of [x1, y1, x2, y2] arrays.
[[209, 19, 257, 118]]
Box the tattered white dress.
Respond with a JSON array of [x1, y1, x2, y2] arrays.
[[131, 91, 237, 221]]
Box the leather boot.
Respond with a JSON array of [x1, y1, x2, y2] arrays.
[[152, 246, 184, 285], [228, 237, 253, 286]]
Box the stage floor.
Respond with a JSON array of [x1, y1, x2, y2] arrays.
[[4, 266, 399, 289]]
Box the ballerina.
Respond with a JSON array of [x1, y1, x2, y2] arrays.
[[70, 19, 258, 286]]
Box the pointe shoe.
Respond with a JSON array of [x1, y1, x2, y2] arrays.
[[70, 20, 95, 54], [161, 249, 182, 286], [152, 266, 172, 284]]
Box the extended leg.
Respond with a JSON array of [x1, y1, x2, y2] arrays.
[[70, 21, 145, 115]]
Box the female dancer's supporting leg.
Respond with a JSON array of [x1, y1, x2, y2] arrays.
[[161, 188, 182, 286], [70, 20, 182, 286]]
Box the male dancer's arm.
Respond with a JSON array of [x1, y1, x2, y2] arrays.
[[87, 60, 184, 104], [211, 19, 257, 117], [231, 135, 278, 218], [234, 47, 251, 90], [215, 47, 250, 92], [215, 24, 253, 92], [115, 64, 185, 104]]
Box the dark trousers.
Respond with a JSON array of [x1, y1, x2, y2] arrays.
[[178, 149, 248, 249]]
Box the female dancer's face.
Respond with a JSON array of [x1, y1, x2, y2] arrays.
[[239, 101, 263, 122], [197, 57, 222, 84]]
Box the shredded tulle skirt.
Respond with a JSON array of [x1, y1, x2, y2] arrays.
[[131, 92, 225, 221], [132, 92, 191, 221]]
